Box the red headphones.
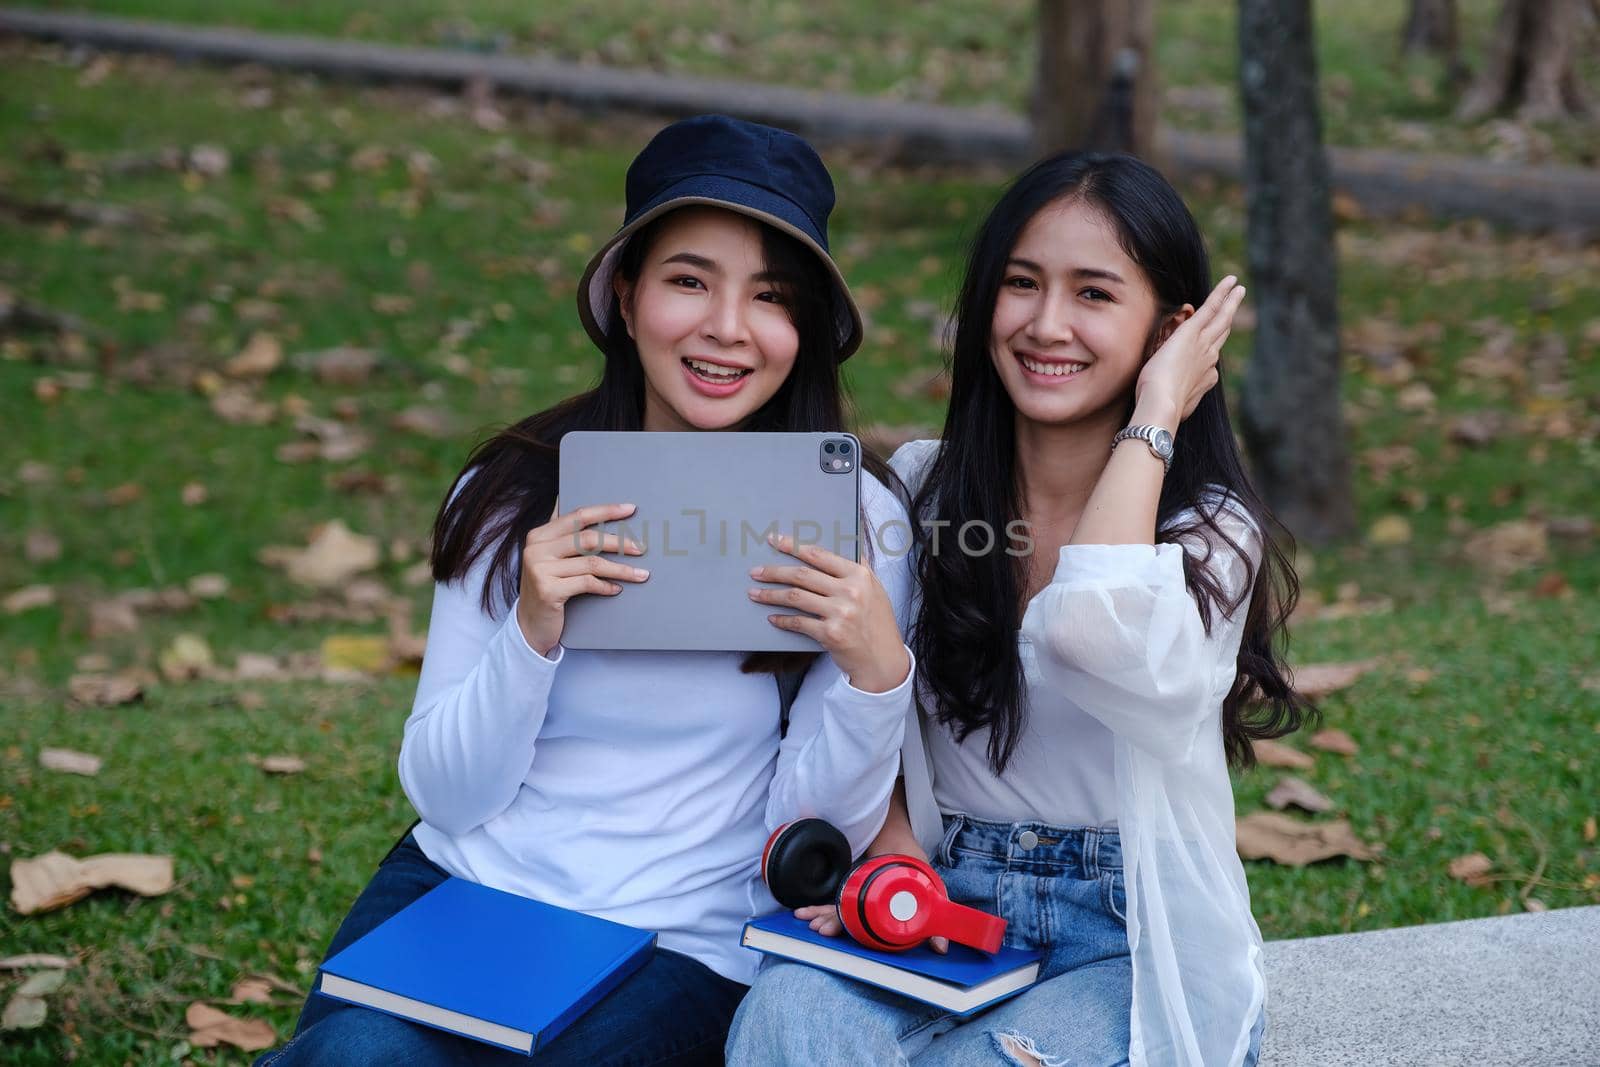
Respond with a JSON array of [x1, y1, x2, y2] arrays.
[[761, 819, 1007, 954]]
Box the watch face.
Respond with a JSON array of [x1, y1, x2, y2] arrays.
[[1152, 428, 1174, 457]]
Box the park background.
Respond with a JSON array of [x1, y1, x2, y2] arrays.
[[1, 0, 1596, 1062]]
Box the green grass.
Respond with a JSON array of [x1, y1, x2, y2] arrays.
[[2, 42, 1598, 1065], [39, 0, 1600, 166]]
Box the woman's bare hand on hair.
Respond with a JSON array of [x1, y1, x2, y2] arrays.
[[1134, 275, 1246, 427], [517, 503, 649, 657], [750, 533, 910, 694]]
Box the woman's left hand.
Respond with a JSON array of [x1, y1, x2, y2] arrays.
[[750, 533, 910, 694], [1134, 274, 1246, 426]]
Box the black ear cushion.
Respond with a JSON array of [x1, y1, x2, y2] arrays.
[[764, 819, 851, 909]]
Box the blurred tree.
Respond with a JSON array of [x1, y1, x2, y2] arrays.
[[1402, 0, 1459, 58], [1457, 0, 1597, 121], [1237, 0, 1354, 545], [1032, 0, 1156, 158]]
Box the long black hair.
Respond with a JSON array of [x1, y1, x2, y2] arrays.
[[911, 152, 1313, 770], [430, 208, 894, 673]]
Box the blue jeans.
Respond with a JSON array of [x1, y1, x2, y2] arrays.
[[726, 815, 1264, 1066], [255, 836, 747, 1066]]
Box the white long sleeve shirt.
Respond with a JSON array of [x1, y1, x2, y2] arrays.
[[892, 439, 1266, 1067], [400, 472, 915, 984]]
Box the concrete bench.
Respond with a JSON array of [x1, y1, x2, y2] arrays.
[[1259, 905, 1599, 1065]]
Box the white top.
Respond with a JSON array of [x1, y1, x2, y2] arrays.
[[891, 439, 1266, 1067], [400, 472, 916, 985]]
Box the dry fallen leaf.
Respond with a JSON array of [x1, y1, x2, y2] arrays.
[[249, 754, 307, 775], [1293, 660, 1380, 700], [10, 851, 175, 915], [23, 531, 62, 564], [159, 633, 215, 682], [39, 748, 103, 777], [390, 405, 454, 438], [187, 573, 230, 599], [1265, 776, 1334, 814], [67, 672, 145, 706], [321, 634, 390, 674], [1251, 739, 1317, 770], [185, 1002, 276, 1051], [1, 991, 48, 1031], [1368, 515, 1413, 546], [3, 586, 55, 615], [210, 385, 277, 425], [1448, 852, 1494, 886], [1463, 519, 1548, 576], [1584, 817, 1597, 843], [0, 955, 77, 971], [1309, 728, 1361, 756], [225, 331, 282, 379], [229, 978, 275, 1005], [262, 521, 380, 588], [1235, 812, 1375, 866]]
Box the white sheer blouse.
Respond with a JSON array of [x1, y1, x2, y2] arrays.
[[891, 439, 1266, 1067]]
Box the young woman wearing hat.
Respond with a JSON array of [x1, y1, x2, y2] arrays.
[[256, 115, 918, 1066], [727, 154, 1309, 1066]]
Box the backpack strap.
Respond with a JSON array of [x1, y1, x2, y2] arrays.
[[776, 668, 806, 738]]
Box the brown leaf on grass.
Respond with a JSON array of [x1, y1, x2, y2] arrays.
[[390, 406, 454, 438], [39, 748, 102, 777], [88, 599, 140, 638], [1235, 813, 1375, 866], [292, 346, 380, 386], [0, 955, 77, 971], [1448, 852, 1494, 886], [1463, 520, 1547, 576], [185, 1001, 276, 1051], [228, 978, 274, 1005], [105, 482, 145, 507], [249, 754, 307, 775], [158, 633, 215, 683], [1292, 660, 1379, 700], [261, 521, 380, 588], [1265, 777, 1334, 814], [210, 385, 277, 425], [225, 332, 282, 379], [1251, 739, 1316, 770], [23, 531, 61, 564], [1367, 515, 1412, 546], [187, 573, 229, 599], [181, 481, 209, 506], [9, 851, 174, 914], [67, 672, 145, 706], [321, 634, 390, 675], [1532, 572, 1571, 599], [1448, 411, 1509, 447], [1309, 729, 1361, 756], [3, 586, 55, 615], [1, 992, 48, 1031], [1583, 817, 1596, 842]]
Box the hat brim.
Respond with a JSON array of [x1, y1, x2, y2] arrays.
[[576, 182, 863, 362]]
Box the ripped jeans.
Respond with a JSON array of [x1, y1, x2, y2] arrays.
[[725, 815, 1263, 1066]]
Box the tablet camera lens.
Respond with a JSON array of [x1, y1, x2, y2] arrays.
[[824, 442, 836, 454], [838, 442, 851, 455]]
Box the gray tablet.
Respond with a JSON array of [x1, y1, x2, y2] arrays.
[[557, 431, 863, 652]]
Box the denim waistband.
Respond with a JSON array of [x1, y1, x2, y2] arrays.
[[941, 814, 1122, 878]]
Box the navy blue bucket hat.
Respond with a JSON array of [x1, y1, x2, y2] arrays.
[[577, 114, 864, 360]]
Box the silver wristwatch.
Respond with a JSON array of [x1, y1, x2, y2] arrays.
[[1111, 424, 1174, 473]]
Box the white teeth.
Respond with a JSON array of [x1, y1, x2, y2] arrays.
[[686, 358, 747, 381], [1019, 356, 1087, 377]]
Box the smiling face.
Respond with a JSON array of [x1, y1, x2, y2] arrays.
[[988, 196, 1165, 431], [614, 207, 802, 432]]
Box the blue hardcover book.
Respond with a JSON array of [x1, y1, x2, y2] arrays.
[[741, 912, 1042, 1016], [317, 877, 656, 1055]]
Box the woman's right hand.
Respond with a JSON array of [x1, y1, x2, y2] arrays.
[[517, 503, 649, 657]]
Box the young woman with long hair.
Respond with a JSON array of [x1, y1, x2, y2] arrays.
[[727, 152, 1312, 1066], [257, 115, 918, 1066]]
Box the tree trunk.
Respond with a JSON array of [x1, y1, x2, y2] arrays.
[[1032, 0, 1157, 158], [1402, 0, 1459, 57], [1456, 0, 1596, 121], [1237, 0, 1354, 546]]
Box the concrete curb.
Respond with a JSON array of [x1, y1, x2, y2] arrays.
[[4, 7, 1598, 235]]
